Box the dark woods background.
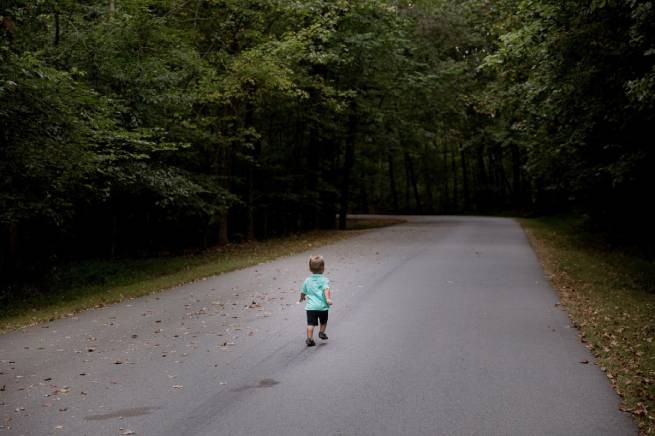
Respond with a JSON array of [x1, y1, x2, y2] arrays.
[[1, 0, 654, 288]]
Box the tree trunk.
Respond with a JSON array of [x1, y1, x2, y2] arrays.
[[387, 149, 399, 212], [3, 223, 19, 275], [476, 144, 488, 209], [247, 172, 255, 240], [510, 143, 522, 207], [110, 209, 118, 257], [405, 152, 421, 211], [339, 111, 357, 230], [404, 153, 410, 210], [307, 122, 321, 230], [217, 210, 229, 246], [494, 148, 510, 205], [361, 184, 369, 213], [450, 142, 458, 210], [54, 10, 60, 46], [213, 110, 233, 245], [422, 159, 434, 212], [244, 101, 258, 241], [7, 223, 18, 260], [442, 144, 450, 211], [109, 0, 116, 18], [263, 213, 269, 237], [460, 145, 470, 210]]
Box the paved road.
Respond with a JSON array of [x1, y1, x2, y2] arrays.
[[0, 216, 636, 435]]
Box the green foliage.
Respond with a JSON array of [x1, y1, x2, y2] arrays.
[[0, 49, 100, 225], [483, 0, 655, 226], [1, 0, 652, 280]]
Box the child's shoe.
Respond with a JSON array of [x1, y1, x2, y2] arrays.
[[318, 332, 328, 340], [306, 338, 316, 347]]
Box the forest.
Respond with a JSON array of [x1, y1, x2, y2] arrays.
[[2, 0, 654, 284]]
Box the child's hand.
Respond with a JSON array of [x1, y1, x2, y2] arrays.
[[326, 298, 333, 306], [299, 294, 306, 302]]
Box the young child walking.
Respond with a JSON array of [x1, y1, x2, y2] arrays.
[[300, 255, 332, 347]]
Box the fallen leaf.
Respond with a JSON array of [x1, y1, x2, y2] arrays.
[[632, 403, 647, 416], [580, 360, 589, 364], [172, 385, 183, 389]]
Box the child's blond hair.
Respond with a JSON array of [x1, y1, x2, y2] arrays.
[[309, 255, 325, 274]]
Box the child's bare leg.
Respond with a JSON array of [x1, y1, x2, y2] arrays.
[[318, 322, 328, 340], [306, 325, 314, 338]]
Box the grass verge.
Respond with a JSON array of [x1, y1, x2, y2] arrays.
[[520, 216, 655, 435], [0, 218, 404, 334]]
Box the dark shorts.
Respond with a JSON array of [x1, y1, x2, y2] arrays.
[[306, 310, 328, 326]]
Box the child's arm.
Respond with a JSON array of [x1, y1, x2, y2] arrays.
[[299, 280, 306, 302], [324, 288, 332, 306]]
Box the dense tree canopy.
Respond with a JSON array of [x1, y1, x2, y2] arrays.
[[2, 0, 653, 283]]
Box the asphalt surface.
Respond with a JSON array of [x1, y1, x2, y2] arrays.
[[0, 216, 637, 435]]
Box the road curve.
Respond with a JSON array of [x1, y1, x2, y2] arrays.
[[0, 216, 636, 435]]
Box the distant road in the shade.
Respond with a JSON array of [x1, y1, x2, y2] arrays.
[[0, 216, 636, 435]]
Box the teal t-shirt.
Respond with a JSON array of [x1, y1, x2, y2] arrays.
[[301, 274, 330, 311]]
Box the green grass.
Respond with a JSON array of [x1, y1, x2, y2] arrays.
[[0, 218, 404, 334], [520, 216, 655, 434]]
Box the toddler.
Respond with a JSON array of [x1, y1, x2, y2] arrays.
[[299, 255, 332, 346]]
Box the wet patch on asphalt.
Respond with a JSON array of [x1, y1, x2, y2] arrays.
[[230, 378, 280, 392]]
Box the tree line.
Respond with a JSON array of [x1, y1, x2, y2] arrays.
[[1, 0, 653, 286]]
